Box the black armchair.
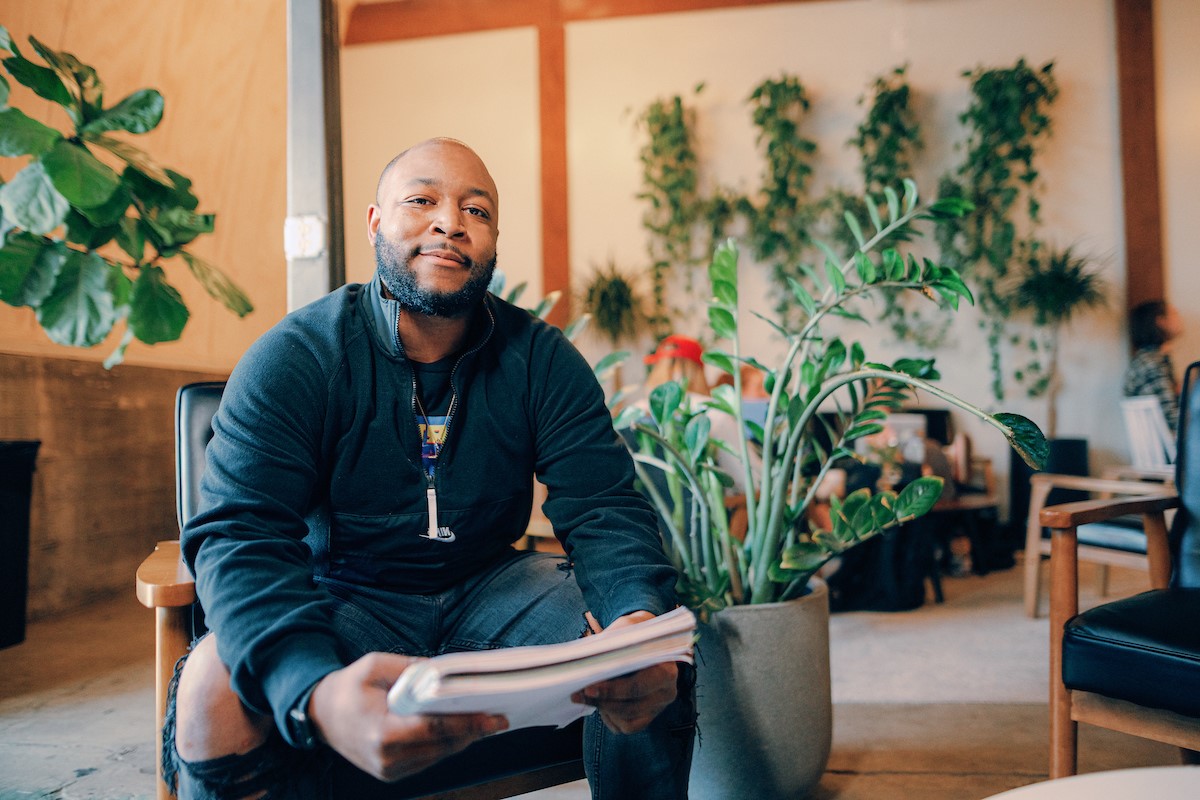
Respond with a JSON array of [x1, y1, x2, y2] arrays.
[[137, 382, 584, 800], [1043, 361, 1200, 778]]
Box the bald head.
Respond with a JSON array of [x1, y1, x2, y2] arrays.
[[375, 138, 497, 214]]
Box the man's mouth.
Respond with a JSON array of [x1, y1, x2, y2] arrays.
[[418, 246, 468, 266]]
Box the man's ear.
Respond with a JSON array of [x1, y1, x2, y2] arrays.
[[367, 204, 381, 245]]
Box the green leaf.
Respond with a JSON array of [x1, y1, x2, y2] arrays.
[[179, 251, 253, 317], [708, 306, 735, 340], [843, 422, 884, 442], [592, 350, 628, 383], [86, 135, 173, 187], [0, 107, 61, 156], [506, 280, 528, 305], [0, 231, 65, 306], [709, 238, 739, 287], [128, 265, 188, 344], [902, 178, 918, 213], [786, 276, 816, 316], [28, 36, 103, 115], [102, 327, 135, 369], [80, 88, 163, 135], [884, 186, 900, 222], [853, 252, 877, 283], [115, 216, 145, 262], [773, 543, 827, 576], [706, 384, 738, 417], [711, 277, 737, 306], [993, 412, 1049, 469], [76, 181, 131, 227], [843, 210, 866, 248], [42, 140, 121, 208], [649, 380, 684, 427], [562, 312, 589, 342], [824, 257, 846, 295], [0, 71, 9, 107], [702, 350, 736, 376], [36, 249, 116, 346], [0, 161, 69, 234], [65, 208, 119, 250], [2, 54, 72, 107], [865, 194, 883, 233], [0, 26, 13, 55], [529, 289, 561, 320], [684, 414, 711, 462], [894, 476, 945, 518]]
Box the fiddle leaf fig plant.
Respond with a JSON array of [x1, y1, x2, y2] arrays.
[[618, 181, 1048, 616], [0, 28, 252, 366]]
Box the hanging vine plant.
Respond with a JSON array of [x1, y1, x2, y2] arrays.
[[636, 87, 705, 339], [935, 58, 1058, 400], [740, 74, 821, 328], [837, 66, 938, 346]]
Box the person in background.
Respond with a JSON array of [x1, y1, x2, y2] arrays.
[[1123, 300, 1184, 433]]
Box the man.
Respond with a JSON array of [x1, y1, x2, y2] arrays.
[[168, 138, 694, 798]]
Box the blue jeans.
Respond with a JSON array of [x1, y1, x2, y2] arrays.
[[166, 549, 695, 799]]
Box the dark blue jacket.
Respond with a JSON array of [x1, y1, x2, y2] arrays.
[[182, 276, 676, 746]]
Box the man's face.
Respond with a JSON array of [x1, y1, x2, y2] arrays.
[[368, 141, 500, 317]]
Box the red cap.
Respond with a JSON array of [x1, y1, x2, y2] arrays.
[[644, 335, 704, 367]]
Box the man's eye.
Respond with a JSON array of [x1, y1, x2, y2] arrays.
[[465, 207, 490, 218], [406, 197, 432, 205]]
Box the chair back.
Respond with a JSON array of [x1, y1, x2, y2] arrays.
[[1171, 362, 1200, 587], [175, 382, 225, 530], [1122, 395, 1176, 469]]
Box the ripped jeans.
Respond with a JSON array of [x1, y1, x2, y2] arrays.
[[164, 549, 695, 799]]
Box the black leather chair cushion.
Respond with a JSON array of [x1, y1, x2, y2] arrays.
[[1062, 587, 1200, 717], [331, 718, 586, 798]]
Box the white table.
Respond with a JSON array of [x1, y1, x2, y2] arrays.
[[985, 767, 1200, 799]]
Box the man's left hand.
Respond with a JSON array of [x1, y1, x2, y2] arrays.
[[571, 610, 681, 734]]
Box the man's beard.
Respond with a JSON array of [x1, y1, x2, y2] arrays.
[[375, 234, 497, 318]]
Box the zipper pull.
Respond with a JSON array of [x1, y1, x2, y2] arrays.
[[425, 485, 439, 539]]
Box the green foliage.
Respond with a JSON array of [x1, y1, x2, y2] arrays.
[[1010, 244, 1108, 436], [636, 88, 705, 337], [0, 27, 252, 366], [935, 58, 1059, 399], [579, 260, 646, 347], [623, 183, 1046, 614]]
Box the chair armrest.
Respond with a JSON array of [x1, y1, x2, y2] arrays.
[[1031, 472, 1175, 497], [1040, 493, 1179, 529], [135, 540, 197, 609]]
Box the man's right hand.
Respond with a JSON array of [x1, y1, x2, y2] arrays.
[[308, 652, 509, 782]]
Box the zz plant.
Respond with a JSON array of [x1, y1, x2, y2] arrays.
[[0, 28, 252, 366], [618, 181, 1048, 616]]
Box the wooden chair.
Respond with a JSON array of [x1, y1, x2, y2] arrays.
[[1023, 472, 1175, 617], [1042, 360, 1200, 778], [137, 382, 584, 800]]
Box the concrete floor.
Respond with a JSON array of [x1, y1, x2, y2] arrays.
[[0, 562, 1183, 799]]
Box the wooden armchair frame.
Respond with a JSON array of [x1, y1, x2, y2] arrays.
[[1042, 491, 1200, 778], [1023, 473, 1175, 618]]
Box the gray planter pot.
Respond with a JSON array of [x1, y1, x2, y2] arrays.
[[690, 579, 832, 800]]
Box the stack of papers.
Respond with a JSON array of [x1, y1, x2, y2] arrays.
[[387, 606, 697, 731]]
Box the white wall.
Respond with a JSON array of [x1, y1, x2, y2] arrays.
[[339, 27, 543, 295], [567, 0, 1126, 514], [1158, 0, 1200, 376], [337, 0, 1199, 518]]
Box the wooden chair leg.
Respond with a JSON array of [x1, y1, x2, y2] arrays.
[[1049, 525, 1079, 779], [1024, 481, 1053, 618], [155, 606, 191, 800]]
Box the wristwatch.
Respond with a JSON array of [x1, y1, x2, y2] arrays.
[[286, 684, 320, 750]]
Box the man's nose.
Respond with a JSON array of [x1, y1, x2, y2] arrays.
[[431, 206, 466, 237]]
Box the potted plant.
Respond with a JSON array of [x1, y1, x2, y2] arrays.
[[0, 28, 251, 367], [578, 259, 646, 393], [617, 181, 1048, 799], [1011, 243, 1108, 439]]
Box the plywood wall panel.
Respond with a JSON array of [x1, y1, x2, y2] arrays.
[[0, 353, 227, 620], [0, 0, 289, 373]]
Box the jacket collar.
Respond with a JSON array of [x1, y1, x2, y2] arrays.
[[365, 272, 496, 360]]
